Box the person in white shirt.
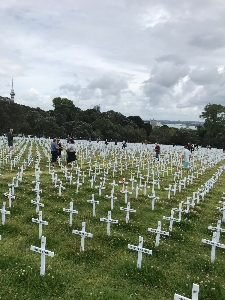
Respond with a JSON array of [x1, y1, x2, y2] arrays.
[[181, 145, 191, 174], [66, 139, 76, 167]]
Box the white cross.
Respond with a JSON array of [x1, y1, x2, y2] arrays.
[[30, 236, 54, 276], [88, 176, 95, 188], [53, 175, 58, 187], [171, 182, 177, 196], [95, 182, 105, 196], [31, 195, 44, 213], [119, 178, 128, 192], [183, 198, 191, 211], [128, 236, 152, 269], [32, 186, 42, 196], [208, 220, 225, 243], [148, 221, 169, 247], [139, 175, 145, 187], [0, 202, 10, 225], [121, 187, 132, 204], [174, 283, 199, 300], [187, 196, 195, 208], [106, 190, 117, 210], [87, 194, 99, 217], [63, 202, 78, 225], [147, 192, 159, 210], [87, 166, 93, 177], [165, 185, 172, 199], [179, 178, 186, 192], [163, 210, 181, 231], [73, 179, 82, 193], [109, 180, 118, 193], [67, 173, 75, 185], [129, 175, 137, 190], [135, 184, 142, 198], [202, 232, 225, 263], [172, 202, 188, 220], [100, 175, 108, 186], [100, 211, 118, 235], [4, 188, 15, 208], [120, 202, 136, 223], [217, 201, 225, 221], [112, 166, 117, 177], [8, 178, 15, 195], [32, 211, 48, 238], [32, 180, 40, 191], [80, 171, 87, 183], [56, 180, 65, 196], [143, 181, 150, 196], [72, 222, 93, 251]]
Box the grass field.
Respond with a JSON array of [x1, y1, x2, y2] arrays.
[[0, 141, 224, 300]]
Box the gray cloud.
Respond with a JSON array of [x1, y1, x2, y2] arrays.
[[189, 67, 225, 85], [59, 83, 81, 93], [87, 74, 128, 98], [189, 33, 225, 50], [155, 55, 185, 65]]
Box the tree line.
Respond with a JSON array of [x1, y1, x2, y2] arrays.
[[0, 98, 224, 148]]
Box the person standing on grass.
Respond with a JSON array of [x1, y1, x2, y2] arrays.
[[181, 145, 191, 174], [7, 129, 13, 149], [154, 142, 160, 161], [57, 139, 63, 158], [51, 138, 59, 167], [66, 139, 76, 168]]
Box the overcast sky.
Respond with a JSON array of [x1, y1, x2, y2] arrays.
[[1, 0, 225, 121]]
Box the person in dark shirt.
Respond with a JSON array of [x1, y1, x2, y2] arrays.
[[7, 129, 13, 149], [51, 138, 59, 166], [155, 143, 160, 161], [57, 139, 63, 158]]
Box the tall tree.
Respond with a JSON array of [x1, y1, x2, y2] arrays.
[[200, 103, 225, 147], [52, 97, 75, 108]]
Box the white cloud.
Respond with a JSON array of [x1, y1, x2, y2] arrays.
[[1, 0, 225, 120]]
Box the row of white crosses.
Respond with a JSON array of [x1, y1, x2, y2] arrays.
[[201, 185, 225, 263], [0, 141, 35, 227], [29, 164, 55, 276], [164, 166, 224, 232], [31, 168, 44, 213]]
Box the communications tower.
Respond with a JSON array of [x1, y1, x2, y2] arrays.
[[10, 79, 15, 102]]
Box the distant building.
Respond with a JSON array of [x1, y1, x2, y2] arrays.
[[150, 119, 162, 129], [93, 104, 100, 112], [150, 119, 158, 129]]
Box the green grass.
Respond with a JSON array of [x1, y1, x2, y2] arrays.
[[0, 144, 224, 299]]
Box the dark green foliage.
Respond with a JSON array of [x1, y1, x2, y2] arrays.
[[2, 99, 225, 146]]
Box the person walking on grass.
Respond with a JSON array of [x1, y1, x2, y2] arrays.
[[57, 139, 63, 158], [154, 142, 160, 161], [51, 138, 59, 167], [181, 145, 191, 175], [7, 129, 13, 149], [66, 139, 76, 168]]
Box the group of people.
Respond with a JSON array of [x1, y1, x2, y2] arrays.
[[51, 138, 77, 168], [154, 142, 191, 175]]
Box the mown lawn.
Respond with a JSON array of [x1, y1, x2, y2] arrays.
[[0, 143, 224, 300]]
